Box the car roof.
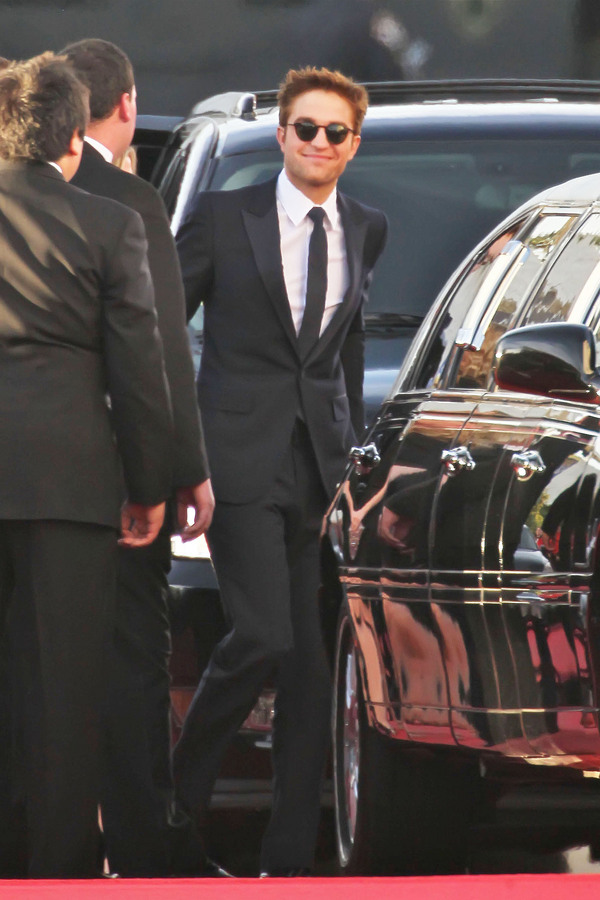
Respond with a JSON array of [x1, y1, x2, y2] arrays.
[[512, 171, 600, 209], [174, 79, 600, 158], [211, 99, 600, 157]]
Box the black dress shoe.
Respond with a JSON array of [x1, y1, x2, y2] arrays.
[[167, 800, 234, 877], [260, 868, 311, 877], [199, 856, 234, 878]]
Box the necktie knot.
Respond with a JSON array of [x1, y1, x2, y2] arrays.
[[308, 206, 326, 226]]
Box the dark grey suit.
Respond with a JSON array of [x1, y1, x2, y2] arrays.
[[71, 142, 210, 876], [0, 159, 172, 877], [173, 177, 386, 871]]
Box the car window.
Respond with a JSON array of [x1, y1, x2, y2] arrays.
[[169, 122, 218, 234], [411, 220, 527, 390], [450, 213, 580, 389], [520, 212, 600, 327], [159, 148, 188, 218]]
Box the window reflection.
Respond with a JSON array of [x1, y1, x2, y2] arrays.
[[522, 213, 600, 326], [452, 213, 578, 389], [415, 220, 525, 390]]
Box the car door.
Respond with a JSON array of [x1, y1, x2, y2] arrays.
[[496, 400, 597, 760], [337, 393, 476, 744], [334, 217, 531, 744], [488, 211, 600, 762], [429, 209, 586, 753]]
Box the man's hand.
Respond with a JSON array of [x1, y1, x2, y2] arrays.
[[176, 479, 215, 541], [119, 501, 166, 548]]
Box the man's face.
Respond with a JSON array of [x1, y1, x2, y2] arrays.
[[276, 89, 361, 199]]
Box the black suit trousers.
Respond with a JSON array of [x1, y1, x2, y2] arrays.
[[173, 421, 332, 871], [0, 519, 116, 878], [100, 524, 174, 876]]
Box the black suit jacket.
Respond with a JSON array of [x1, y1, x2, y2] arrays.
[[72, 142, 209, 488], [0, 160, 173, 527], [177, 177, 387, 504]]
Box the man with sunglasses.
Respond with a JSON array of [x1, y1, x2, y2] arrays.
[[174, 66, 387, 877]]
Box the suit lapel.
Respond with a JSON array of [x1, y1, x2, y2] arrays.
[[242, 180, 299, 353], [242, 182, 369, 362]]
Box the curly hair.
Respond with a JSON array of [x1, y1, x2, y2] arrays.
[[0, 52, 89, 162], [277, 67, 369, 133]]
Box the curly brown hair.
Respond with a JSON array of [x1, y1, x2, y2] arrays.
[[277, 67, 368, 133], [0, 52, 89, 162]]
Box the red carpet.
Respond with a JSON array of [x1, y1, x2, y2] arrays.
[[0, 875, 599, 899]]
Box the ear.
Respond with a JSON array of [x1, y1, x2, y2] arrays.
[[118, 91, 134, 123], [276, 124, 286, 153], [55, 128, 84, 181], [67, 129, 84, 158], [347, 133, 361, 161]]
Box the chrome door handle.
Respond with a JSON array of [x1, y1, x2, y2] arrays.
[[511, 450, 546, 481], [441, 446, 475, 475], [349, 443, 381, 474]]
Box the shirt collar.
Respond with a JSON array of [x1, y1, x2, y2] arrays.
[[84, 136, 113, 163], [276, 169, 340, 230], [48, 162, 63, 175]]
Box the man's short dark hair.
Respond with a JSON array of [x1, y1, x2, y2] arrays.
[[278, 67, 369, 133], [0, 52, 89, 163], [61, 39, 134, 122]]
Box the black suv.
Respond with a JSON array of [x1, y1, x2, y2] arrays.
[[142, 79, 600, 812], [325, 170, 600, 875]]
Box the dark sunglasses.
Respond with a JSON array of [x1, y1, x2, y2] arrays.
[[287, 120, 355, 145]]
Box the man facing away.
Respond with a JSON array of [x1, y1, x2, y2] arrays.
[[173, 67, 387, 876], [60, 38, 216, 877], [0, 52, 173, 877]]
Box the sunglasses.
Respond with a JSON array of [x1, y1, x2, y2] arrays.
[[287, 120, 356, 145]]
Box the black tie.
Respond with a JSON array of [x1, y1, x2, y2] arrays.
[[297, 206, 327, 358]]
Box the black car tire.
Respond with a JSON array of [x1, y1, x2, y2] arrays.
[[332, 601, 472, 875]]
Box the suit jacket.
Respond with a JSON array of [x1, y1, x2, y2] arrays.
[[72, 142, 209, 488], [0, 160, 173, 528], [177, 177, 387, 504]]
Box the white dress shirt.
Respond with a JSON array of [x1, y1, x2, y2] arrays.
[[84, 136, 113, 163], [276, 169, 349, 336]]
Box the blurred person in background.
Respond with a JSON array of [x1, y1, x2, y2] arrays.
[[113, 144, 137, 174]]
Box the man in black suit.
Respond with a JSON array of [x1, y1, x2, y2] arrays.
[[174, 67, 387, 875], [0, 53, 173, 877], [60, 39, 215, 877]]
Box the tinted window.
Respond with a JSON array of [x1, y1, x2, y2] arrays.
[[413, 222, 522, 390], [159, 149, 188, 218], [451, 213, 579, 389], [170, 122, 218, 233], [205, 139, 600, 321]]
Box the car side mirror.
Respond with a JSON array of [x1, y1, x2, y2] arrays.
[[493, 322, 600, 404]]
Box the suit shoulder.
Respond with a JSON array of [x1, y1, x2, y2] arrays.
[[188, 177, 276, 216], [74, 152, 166, 220], [339, 191, 387, 228]]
